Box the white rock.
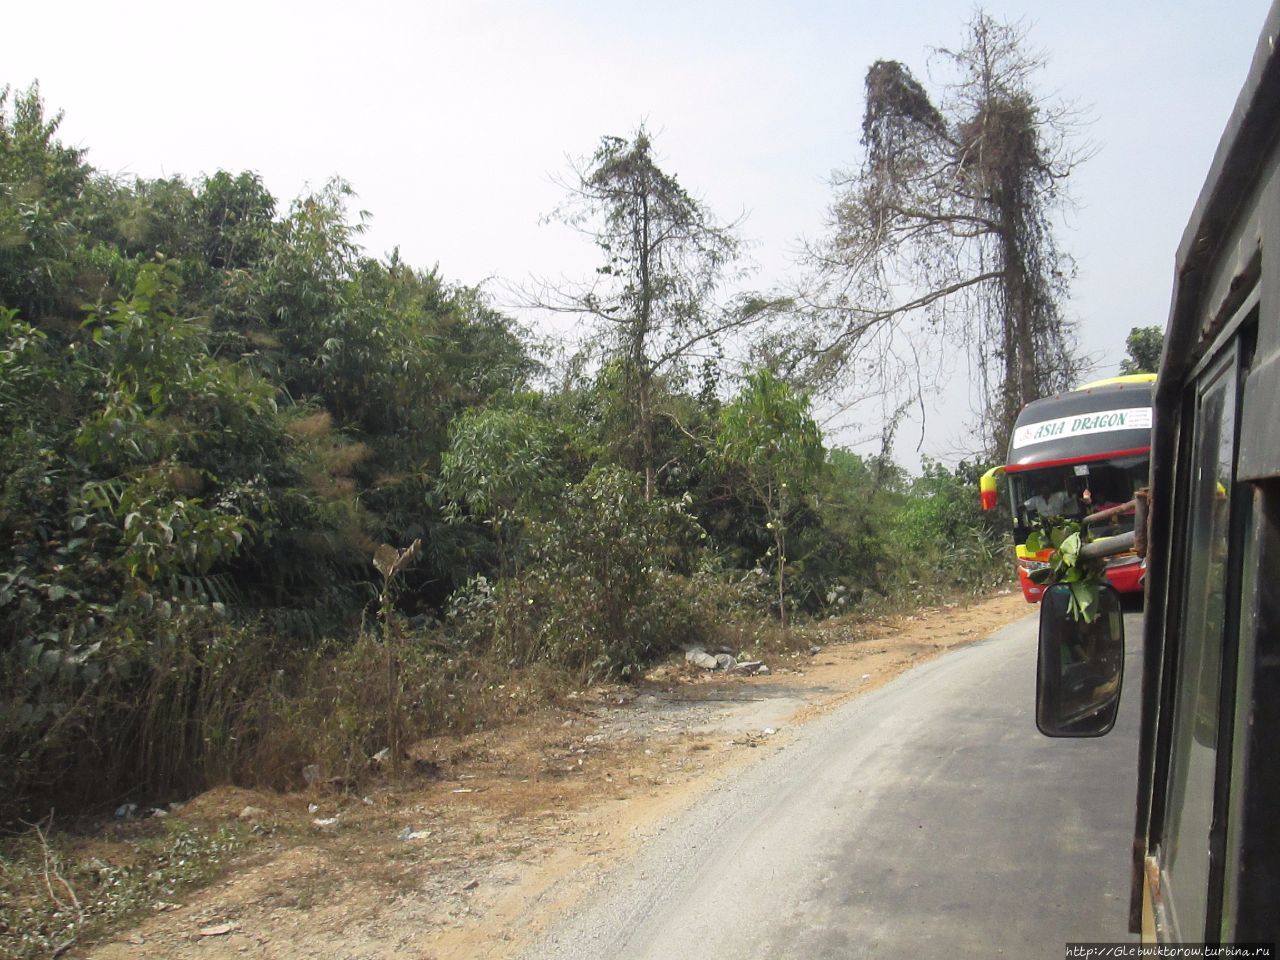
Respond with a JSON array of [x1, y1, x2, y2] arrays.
[[685, 649, 718, 670]]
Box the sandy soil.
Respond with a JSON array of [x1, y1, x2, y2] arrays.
[[82, 590, 1031, 960]]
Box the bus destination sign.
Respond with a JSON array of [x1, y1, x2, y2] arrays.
[[1011, 407, 1153, 450]]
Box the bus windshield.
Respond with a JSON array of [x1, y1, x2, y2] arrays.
[[1008, 454, 1148, 542]]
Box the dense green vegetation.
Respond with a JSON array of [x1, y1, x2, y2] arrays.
[[1120, 325, 1164, 375], [0, 85, 1008, 821]]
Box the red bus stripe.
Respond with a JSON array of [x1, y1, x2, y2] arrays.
[[1004, 446, 1151, 473]]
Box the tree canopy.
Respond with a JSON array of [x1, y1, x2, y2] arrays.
[[1120, 325, 1163, 375]]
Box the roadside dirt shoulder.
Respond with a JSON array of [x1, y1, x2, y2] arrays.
[[82, 590, 1031, 960]]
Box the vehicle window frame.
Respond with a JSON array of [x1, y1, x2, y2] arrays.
[[1147, 307, 1256, 941]]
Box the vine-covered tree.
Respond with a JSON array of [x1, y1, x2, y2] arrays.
[[529, 129, 747, 499], [803, 11, 1087, 457]]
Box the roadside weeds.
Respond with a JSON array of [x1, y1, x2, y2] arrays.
[[1, 590, 1032, 960]]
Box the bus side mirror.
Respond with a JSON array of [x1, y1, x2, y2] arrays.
[[979, 467, 1003, 512], [1036, 584, 1124, 737]]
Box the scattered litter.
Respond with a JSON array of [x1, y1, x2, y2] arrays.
[[861, 673, 872, 680], [149, 807, 169, 819], [398, 826, 432, 841], [307, 803, 319, 814], [198, 922, 238, 937], [114, 803, 137, 820], [302, 764, 321, 785], [361, 796, 374, 806], [312, 817, 339, 829], [238, 806, 265, 821], [371, 747, 391, 764], [451, 788, 474, 794]]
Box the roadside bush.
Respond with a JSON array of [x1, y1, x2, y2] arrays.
[[478, 466, 709, 681], [249, 624, 481, 788], [891, 459, 1011, 594]]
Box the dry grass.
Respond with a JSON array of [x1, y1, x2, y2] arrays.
[[284, 411, 333, 440]]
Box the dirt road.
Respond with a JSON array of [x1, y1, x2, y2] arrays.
[[85, 591, 1031, 960]]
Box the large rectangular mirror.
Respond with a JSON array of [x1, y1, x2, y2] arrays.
[[1036, 583, 1125, 737]]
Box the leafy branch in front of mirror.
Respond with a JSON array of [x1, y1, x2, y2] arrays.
[[1024, 517, 1107, 622]]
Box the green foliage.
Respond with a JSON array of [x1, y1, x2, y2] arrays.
[[892, 459, 1009, 594], [718, 370, 823, 483], [0, 87, 548, 816], [1119, 325, 1163, 375], [791, 448, 899, 609], [480, 466, 707, 681], [718, 369, 823, 627], [0, 83, 90, 321], [438, 405, 560, 575]]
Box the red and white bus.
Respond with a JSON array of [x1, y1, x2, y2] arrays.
[[980, 373, 1154, 602]]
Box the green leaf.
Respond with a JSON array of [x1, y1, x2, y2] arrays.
[[1058, 532, 1080, 566], [1068, 580, 1098, 623]]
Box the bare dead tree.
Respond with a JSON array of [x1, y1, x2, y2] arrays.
[[795, 10, 1090, 458]]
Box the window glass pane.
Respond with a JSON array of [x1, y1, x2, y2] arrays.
[[1163, 359, 1235, 937]]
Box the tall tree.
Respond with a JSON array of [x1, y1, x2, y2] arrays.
[[530, 129, 746, 499], [801, 11, 1087, 457]]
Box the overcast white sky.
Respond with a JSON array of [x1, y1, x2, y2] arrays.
[[8, 0, 1269, 467]]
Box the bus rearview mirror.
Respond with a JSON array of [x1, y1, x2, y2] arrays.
[[1036, 584, 1124, 737]]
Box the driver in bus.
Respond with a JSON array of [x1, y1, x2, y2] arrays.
[[1026, 477, 1073, 518]]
